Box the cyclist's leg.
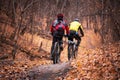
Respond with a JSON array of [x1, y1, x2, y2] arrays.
[[68, 31, 74, 48], [50, 34, 57, 59], [68, 32, 74, 60], [68, 31, 74, 41], [68, 31, 74, 49], [57, 30, 64, 51], [59, 36, 63, 51], [54, 36, 63, 62], [75, 34, 81, 48]]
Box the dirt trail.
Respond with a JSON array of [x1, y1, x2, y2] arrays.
[[0, 32, 119, 80], [27, 61, 71, 80]]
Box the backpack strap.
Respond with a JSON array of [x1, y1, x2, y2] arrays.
[[52, 20, 59, 27]]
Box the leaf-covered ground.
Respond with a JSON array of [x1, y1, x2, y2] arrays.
[[65, 42, 120, 80], [0, 42, 120, 80]]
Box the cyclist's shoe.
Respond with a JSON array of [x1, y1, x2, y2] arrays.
[[60, 44, 63, 51]]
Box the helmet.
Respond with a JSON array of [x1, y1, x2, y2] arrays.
[[57, 13, 64, 18], [74, 18, 79, 21]]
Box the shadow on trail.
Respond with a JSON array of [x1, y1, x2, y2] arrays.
[[27, 61, 72, 80]]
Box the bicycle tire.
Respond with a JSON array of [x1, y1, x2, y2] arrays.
[[73, 45, 78, 59], [74, 50, 78, 59], [52, 42, 60, 64], [68, 44, 73, 61]]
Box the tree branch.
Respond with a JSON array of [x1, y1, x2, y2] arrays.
[[22, 0, 39, 14]]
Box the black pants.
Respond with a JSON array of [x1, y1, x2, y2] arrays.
[[68, 30, 81, 46], [50, 31, 64, 55]]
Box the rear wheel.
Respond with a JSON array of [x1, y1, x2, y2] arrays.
[[73, 45, 78, 59], [68, 44, 73, 61], [52, 42, 60, 64]]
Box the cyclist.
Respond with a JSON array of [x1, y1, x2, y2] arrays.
[[50, 13, 69, 60], [68, 18, 84, 50]]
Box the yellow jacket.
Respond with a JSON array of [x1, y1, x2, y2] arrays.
[[69, 21, 83, 32]]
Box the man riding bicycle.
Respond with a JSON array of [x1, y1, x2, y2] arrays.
[[50, 13, 69, 60], [68, 18, 84, 50]]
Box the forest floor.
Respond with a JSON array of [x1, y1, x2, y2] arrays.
[[0, 30, 119, 80], [0, 40, 120, 80]]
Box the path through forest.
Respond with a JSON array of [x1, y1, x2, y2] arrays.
[[0, 32, 120, 80], [0, 41, 119, 80]]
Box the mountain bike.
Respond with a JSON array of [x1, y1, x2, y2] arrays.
[[51, 38, 62, 64], [68, 39, 78, 61]]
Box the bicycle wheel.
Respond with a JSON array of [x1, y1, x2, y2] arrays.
[[74, 50, 78, 59], [52, 42, 60, 64], [73, 45, 78, 59], [68, 44, 73, 61]]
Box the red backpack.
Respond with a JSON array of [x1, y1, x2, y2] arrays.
[[53, 20, 66, 32]]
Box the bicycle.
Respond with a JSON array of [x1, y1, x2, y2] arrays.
[[51, 37, 63, 64], [68, 39, 78, 61]]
